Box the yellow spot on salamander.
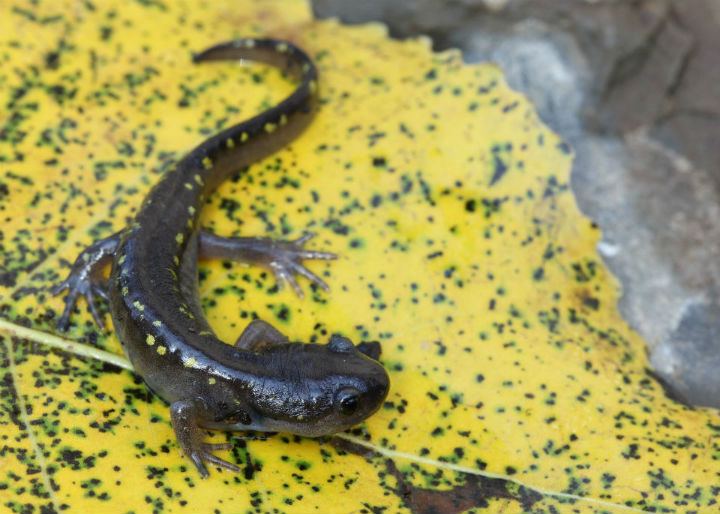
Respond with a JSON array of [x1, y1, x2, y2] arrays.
[[146, 334, 155, 346], [202, 156, 212, 170], [118, 255, 126, 265], [276, 42, 288, 53], [199, 330, 212, 336], [153, 320, 162, 327], [264, 122, 277, 133], [157, 346, 166, 355], [178, 304, 195, 319], [279, 114, 287, 126], [173, 255, 179, 265], [188, 205, 196, 216], [309, 80, 317, 94], [302, 62, 311, 73], [208, 377, 216, 385], [240, 132, 249, 143], [194, 174, 203, 185], [244, 39, 255, 48], [226, 138, 234, 148], [133, 301, 145, 311], [176, 233, 184, 244], [184, 183, 193, 190], [122, 286, 128, 296], [183, 357, 197, 368]]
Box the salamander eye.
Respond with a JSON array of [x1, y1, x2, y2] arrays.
[[336, 387, 360, 416]]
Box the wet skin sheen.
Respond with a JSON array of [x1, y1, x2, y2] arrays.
[[52, 38, 390, 478]]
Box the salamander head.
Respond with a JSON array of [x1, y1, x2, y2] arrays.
[[244, 335, 390, 437], [321, 335, 390, 433]]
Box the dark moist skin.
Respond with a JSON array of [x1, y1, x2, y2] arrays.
[[52, 39, 390, 478]]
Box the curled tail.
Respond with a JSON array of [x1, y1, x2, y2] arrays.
[[187, 38, 319, 190]]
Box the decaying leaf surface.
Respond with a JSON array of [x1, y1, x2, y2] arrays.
[[0, 1, 718, 513]]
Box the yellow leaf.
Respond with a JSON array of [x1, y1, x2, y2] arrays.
[[0, 1, 718, 513]]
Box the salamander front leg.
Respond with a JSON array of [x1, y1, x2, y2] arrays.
[[170, 398, 241, 478], [356, 341, 382, 360], [235, 319, 289, 350], [51, 232, 122, 330], [198, 231, 337, 298]]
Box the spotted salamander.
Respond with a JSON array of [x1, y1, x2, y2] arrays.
[[52, 39, 390, 477]]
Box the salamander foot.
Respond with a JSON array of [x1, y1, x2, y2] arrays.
[[171, 398, 241, 478], [51, 233, 120, 330], [199, 231, 337, 298]]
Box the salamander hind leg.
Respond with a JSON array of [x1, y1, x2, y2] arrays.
[[199, 231, 337, 298], [51, 232, 122, 331], [170, 398, 241, 478]]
